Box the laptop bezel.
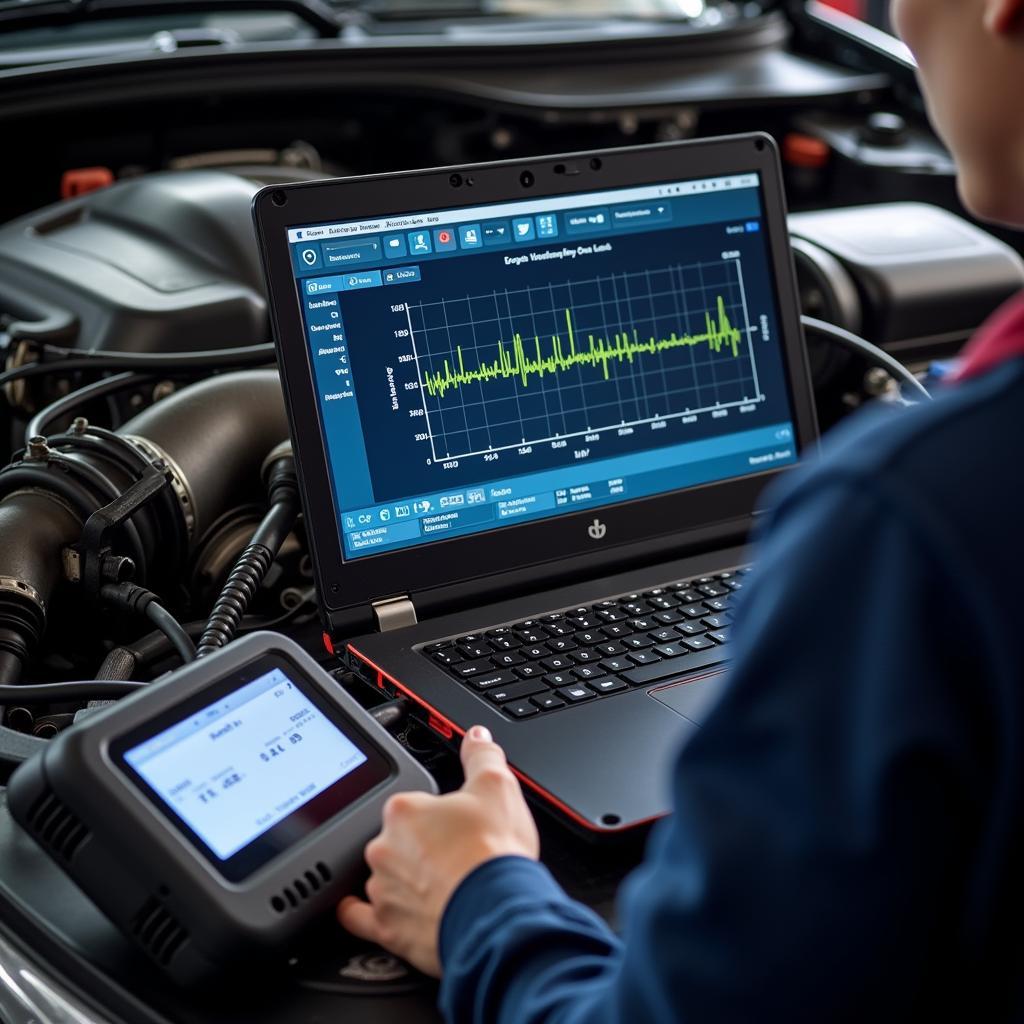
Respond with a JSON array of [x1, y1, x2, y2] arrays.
[[253, 134, 818, 619]]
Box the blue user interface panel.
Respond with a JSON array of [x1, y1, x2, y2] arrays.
[[287, 173, 798, 560], [124, 668, 367, 860]]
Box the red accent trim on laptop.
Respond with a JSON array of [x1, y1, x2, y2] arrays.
[[347, 643, 663, 834], [322, 631, 335, 656]]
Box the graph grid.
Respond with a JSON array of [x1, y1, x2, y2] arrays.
[[406, 258, 764, 461]]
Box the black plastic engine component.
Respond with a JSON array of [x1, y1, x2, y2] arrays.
[[789, 202, 1024, 353], [0, 170, 270, 359]]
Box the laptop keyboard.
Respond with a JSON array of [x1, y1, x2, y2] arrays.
[[419, 566, 749, 720]]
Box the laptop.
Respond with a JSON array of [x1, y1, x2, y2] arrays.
[[253, 134, 818, 834]]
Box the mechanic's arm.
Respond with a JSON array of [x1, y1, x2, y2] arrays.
[[340, 473, 982, 1024]]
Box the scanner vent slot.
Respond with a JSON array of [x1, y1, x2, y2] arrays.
[[132, 898, 189, 966], [270, 862, 332, 913], [26, 790, 89, 862]]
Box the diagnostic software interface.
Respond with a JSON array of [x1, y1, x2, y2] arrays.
[[123, 668, 367, 860], [287, 173, 799, 559]]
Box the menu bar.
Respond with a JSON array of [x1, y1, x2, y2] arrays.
[[286, 174, 759, 242]]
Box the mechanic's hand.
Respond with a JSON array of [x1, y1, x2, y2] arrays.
[[337, 725, 540, 977]]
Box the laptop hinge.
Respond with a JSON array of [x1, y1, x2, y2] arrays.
[[372, 595, 418, 632]]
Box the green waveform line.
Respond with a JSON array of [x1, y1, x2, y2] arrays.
[[421, 296, 742, 400]]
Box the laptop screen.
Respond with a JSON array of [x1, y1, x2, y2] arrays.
[[285, 172, 799, 560]]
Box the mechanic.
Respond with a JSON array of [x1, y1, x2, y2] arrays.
[[338, 1, 1024, 1019]]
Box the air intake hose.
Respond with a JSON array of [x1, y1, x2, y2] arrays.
[[0, 370, 288, 684]]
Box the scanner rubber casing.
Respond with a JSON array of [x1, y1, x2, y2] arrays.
[[7, 632, 437, 985]]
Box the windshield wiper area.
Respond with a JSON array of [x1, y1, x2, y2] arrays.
[[0, 0, 343, 38]]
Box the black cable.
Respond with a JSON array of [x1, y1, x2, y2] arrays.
[[0, 343, 275, 390], [196, 453, 299, 657], [0, 681, 144, 702], [801, 315, 932, 402], [100, 583, 196, 665], [145, 601, 198, 666], [369, 698, 410, 733], [25, 371, 152, 445], [114, 585, 317, 671]]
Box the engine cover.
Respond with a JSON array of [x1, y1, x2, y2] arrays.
[[0, 170, 271, 354]]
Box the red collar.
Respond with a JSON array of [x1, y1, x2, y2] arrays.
[[952, 291, 1024, 382]]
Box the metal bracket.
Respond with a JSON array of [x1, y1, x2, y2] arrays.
[[372, 595, 417, 632], [68, 464, 171, 597]]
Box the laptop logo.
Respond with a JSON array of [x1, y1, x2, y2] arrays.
[[587, 518, 607, 541]]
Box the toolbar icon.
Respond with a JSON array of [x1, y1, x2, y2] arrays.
[[301, 248, 318, 265], [434, 228, 457, 252], [409, 231, 432, 255], [512, 218, 535, 241], [459, 223, 482, 248], [536, 214, 557, 238], [413, 499, 432, 514]]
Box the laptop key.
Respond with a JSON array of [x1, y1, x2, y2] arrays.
[[683, 635, 717, 651], [455, 658, 494, 677], [600, 657, 634, 674], [470, 670, 518, 690], [489, 636, 521, 651], [531, 693, 566, 711], [654, 643, 688, 659], [621, 601, 652, 616], [622, 635, 656, 650], [424, 641, 453, 653], [596, 608, 628, 623], [487, 680, 548, 704], [516, 629, 548, 644], [628, 617, 657, 632], [653, 610, 686, 625], [433, 650, 464, 667], [602, 623, 632, 638], [724, 579, 744, 591], [544, 671, 575, 688], [679, 603, 708, 619], [505, 700, 539, 719], [673, 589, 702, 603], [556, 685, 595, 703], [547, 638, 577, 654], [544, 622, 574, 637], [573, 666, 605, 682], [702, 613, 732, 629], [697, 583, 728, 598], [704, 598, 730, 613], [574, 630, 604, 646], [567, 615, 601, 630], [590, 677, 629, 695], [596, 642, 625, 656], [708, 630, 731, 644], [676, 620, 708, 636], [486, 627, 513, 638], [459, 642, 493, 659], [647, 595, 679, 611], [514, 663, 545, 679], [628, 650, 662, 666], [492, 651, 526, 668], [623, 647, 727, 686], [523, 645, 551, 660], [571, 648, 600, 663], [650, 627, 678, 643], [541, 655, 572, 672]]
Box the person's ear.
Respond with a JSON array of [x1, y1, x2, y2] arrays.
[[984, 0, 1024, 34]]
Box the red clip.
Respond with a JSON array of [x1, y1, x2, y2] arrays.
[[61, 167, 114, 200]]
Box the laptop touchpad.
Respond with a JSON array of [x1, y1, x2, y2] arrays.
[[649, 672, 728, 724]]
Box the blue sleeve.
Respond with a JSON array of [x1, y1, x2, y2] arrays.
[[438, 467, 987, 1024]]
